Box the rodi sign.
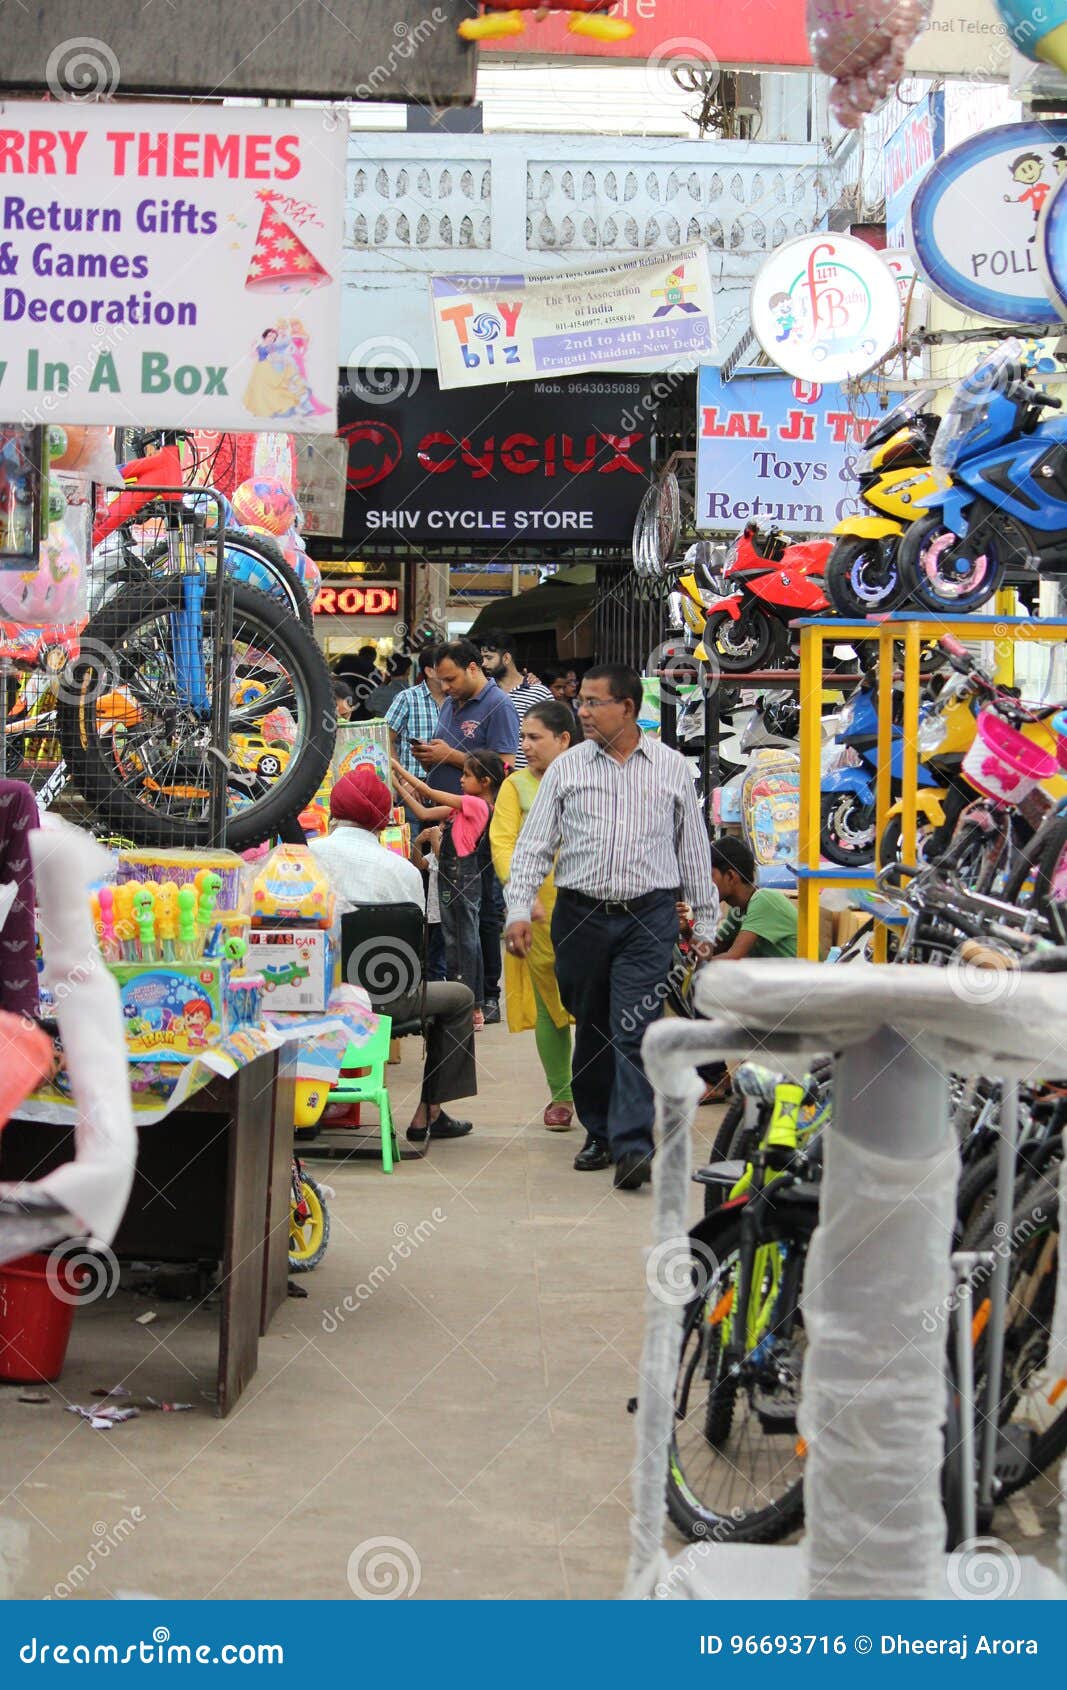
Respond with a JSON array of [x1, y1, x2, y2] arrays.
[[909, 121, 1067, 324], [696, 369, 875, 534]]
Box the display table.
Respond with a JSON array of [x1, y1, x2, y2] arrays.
[[0, 1047, 296, 1416]]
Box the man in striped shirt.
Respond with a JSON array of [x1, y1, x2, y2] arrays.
[[477, 635, 554, 770], [505, 663, 717, 1190]]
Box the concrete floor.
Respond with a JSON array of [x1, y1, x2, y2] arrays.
[[0, 1021, 1060, 1600]]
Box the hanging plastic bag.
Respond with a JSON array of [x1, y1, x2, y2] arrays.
[[0, 497, 89, 665]]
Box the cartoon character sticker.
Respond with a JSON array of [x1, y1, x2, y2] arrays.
[[1004, 151, 1052, 239]]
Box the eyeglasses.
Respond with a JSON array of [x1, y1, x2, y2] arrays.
[[576, 695, 619, 710]]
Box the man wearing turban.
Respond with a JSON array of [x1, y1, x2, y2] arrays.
[[310, 767, 477, 1145]]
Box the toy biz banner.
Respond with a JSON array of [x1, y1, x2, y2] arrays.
[[695, 368, 875, 534], [430, 246, 715, 389], [0, 104, 346, 430], [339, 369, 653, 545]]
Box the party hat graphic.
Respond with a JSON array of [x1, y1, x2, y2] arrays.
[[245, 201, 331, 292]]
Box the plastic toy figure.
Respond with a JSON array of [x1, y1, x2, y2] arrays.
[[459, 1, 633, 41], [995, 0, 1067, 75]]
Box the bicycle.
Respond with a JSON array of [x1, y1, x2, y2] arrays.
[[57, 432, 333, 849]]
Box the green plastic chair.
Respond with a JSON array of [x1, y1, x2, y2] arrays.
[[324, 1014, 397, 1173]]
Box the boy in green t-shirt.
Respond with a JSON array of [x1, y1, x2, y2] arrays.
[[709, 836, 798, 961]]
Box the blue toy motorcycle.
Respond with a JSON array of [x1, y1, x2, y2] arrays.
[[820, 675, 941, 866], [898, 340, 1065, 614]]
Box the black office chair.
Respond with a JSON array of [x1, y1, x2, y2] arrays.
[[340, 903, 427, 1037]]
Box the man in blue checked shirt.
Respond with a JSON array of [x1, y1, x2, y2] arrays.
[[505, 663, 716, 1191], [384, 645, 443, 783]]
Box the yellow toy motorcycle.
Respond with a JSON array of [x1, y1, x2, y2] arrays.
[[826, 390, 949, 618]]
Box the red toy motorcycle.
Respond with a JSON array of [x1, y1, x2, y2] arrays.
[[698, 523, 833, 673]]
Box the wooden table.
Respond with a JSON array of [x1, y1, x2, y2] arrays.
[[0, 1047, 296, 1416]]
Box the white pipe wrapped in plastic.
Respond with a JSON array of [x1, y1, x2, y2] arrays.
[[801, 1028, 955, 1598], [23, 820, 136, 1246]]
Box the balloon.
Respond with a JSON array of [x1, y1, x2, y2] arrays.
[[230, 476, 297, 537], [807, 0, 932, 128]]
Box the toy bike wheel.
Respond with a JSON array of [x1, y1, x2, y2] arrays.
[[703, 608, 775, 672], [59, 581, 333, 850], [825, 536, 909, 617], [289, 1173, 330, 1272], [899, 516, 1004, 614]]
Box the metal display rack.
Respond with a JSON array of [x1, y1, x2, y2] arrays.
[[796, 612, 1067, 960]]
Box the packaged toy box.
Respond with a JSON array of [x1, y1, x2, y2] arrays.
[[247, 929, 333, 1012]]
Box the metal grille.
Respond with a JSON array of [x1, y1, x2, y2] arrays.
[[594, 564, 667, 671]]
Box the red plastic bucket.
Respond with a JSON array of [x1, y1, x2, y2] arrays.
[[0, 1253, 82, 1383]]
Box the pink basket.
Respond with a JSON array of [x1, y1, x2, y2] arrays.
[[961, 708, 1057, 804]]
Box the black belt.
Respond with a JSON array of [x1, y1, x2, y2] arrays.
[[558, 886, 678, 916]]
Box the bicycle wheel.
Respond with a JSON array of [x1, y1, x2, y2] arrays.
[[143, 530, 313, 630], [667, 1206, 807, 1545], [1003, 813, 1067, 936], [968, 1173, 1067, 1501], [289, 1173, 330, 1272], [59, 580, 333, 850]]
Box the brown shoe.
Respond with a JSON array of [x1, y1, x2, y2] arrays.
[[543, 1103, 574, 1131]]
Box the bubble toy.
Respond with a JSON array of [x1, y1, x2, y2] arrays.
[[807, 0, 932, 128]]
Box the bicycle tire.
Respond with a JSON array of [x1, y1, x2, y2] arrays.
[[666, 1206, 807, 1545], [968, 1176, 1067, 1500], [1003, 813, 1067, 932], [59, 580, 333, 850], [142, 530, 313, 631], [702, 1098, 745, 1217]]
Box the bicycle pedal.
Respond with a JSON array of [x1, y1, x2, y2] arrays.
[[994, 1423, 1036, 1490]]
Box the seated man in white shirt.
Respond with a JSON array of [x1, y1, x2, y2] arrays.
[[310, 767, 477, 1145]]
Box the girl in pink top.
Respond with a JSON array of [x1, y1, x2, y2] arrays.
[[392, 751, 505, 1027]]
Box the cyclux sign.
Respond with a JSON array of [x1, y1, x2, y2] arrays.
[[0, 103, 346, 430], [749, 234, 901, 383], [909, 120, 1067, 324]]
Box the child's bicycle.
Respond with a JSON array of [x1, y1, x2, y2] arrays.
[[288, 1156, 330, 1273]]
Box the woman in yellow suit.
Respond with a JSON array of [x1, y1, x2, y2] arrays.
[[490, 700, 581, 1130]]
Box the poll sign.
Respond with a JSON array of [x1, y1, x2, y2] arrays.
[[430, 246, 715, 390], [0, 104, 346, 430], [695, 368, 876, 535], [909, 120, 1067, 324]]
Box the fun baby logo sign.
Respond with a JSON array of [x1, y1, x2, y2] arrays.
[[0, 104, 346, 430], [430, 245, 715, 389], [750, 235, 900, 384], [909, 120, 1067, 325]]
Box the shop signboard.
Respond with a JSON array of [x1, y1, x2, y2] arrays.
[[481, 0, 1008, 75], [909, 120, 1067, 324], [0, 103, 345, 432], [750, 235, 901, 383], [312, 585, 401, 617], [0, 4, 475, 102], [1037, 173, 1067, 322], [338, 369, 653, 546], [430, 246, 715, 390], [885, 93, 944, 250], [695, 367, 876, 534]]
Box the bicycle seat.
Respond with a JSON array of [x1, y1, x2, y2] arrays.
[[692, 1159, 746, 1189], [732, 1062, 820, 1106], [731, 1062, 781, 1103]]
